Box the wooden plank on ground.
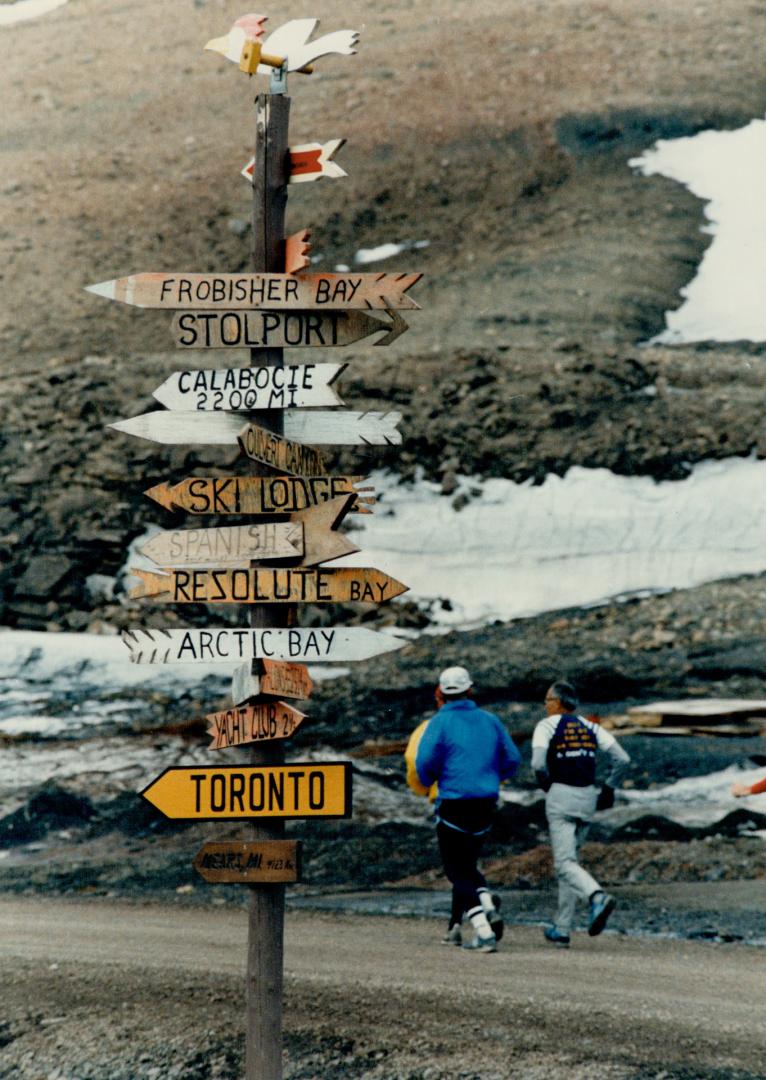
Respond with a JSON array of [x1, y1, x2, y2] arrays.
[[628, 699, 766, 725]]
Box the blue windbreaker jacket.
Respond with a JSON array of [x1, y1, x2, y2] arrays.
[[414, 699, 521, 802]]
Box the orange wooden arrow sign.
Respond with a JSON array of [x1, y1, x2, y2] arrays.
[[232, 660, 313, 706], [242, 139, 347, 185], [170, 309, 409, 348], [144, 475, 374, 515], [194, 840, 302, 884], [141, 763, 352, 820], [238, 422, 327, 478], [86, 272, 422, 309], [129, 566, 409, 605], [206, 699, 306, 750]]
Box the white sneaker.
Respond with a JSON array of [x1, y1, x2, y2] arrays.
[[462, 932, 497, 953], [441, 925, 462, 946]]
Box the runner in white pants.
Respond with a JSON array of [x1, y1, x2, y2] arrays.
[[532, 681, 630, 947]]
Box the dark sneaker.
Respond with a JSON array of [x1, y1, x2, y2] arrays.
[[441, 925, 462, 946], [588, 891, 615, 937], [543, 925, 570, 948], [462, 933, 497, 953]]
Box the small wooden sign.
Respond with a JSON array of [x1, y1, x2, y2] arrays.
[[242, 139, 346, 185], [129, 566, 409, 605], [122, 626, 406, 664], [86, 272, 422, 310], [206, 700, 306, 750], [151, 363, 345, 411], [141, 763, 352, 820], [138, 522, 303, 568], [233, 660, 313, 706], [194, 840, 302, 884], [284, 229, 312, 275], [170, 309, 409, 349], [144, 475, 375, 515], [238, 422, 327, 478], [110, 408, 402, 447]]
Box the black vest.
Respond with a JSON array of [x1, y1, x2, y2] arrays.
[[546, 714, 598, 787]]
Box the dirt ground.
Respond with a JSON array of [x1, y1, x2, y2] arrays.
[[1, 897, 765, 1080]]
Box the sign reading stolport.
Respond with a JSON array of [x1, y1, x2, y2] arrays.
[[140, 763, 352, 820]]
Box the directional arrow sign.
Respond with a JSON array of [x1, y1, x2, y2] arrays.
[[111, 409, 402, 446], [206, 700, 306, 750], [129, 566, 409, 605], [233, 660, 313, 706], [242, 139, 347, 185], [140, 763, 352, 820], [194, 840, 302, 884], [121, 626, 406, 664], [292, 493, 359, 566], [238, 422, 327, 478], [138, 522, 303, 569], [144, 475, 375, 515], [86, 272, 422, 310], [151, 363, 345, 411], [170, 309, 409, 349]]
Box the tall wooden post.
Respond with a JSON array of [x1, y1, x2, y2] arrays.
[[246, 90, 291, 1080]]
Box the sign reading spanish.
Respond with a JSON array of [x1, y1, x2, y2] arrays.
[[140, 763, 352, 820]]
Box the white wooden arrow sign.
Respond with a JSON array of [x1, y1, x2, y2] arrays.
[[151, 363, 345, 411], [110, 409, 402, 446], [242, 139, 346, 184], [85, 272, 422, 310], [170, 309, 409, 349], [122, 626, 406, 664], [138, 522, 304, 568]]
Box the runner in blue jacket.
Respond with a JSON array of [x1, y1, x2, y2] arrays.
[[415, 666, 521, 953]]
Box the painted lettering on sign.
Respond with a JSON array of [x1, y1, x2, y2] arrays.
[[206, 700, 306, 750], [139, 522, 303, 568], [129, 566, 409, 605], [193, 841, 303, 884], [122, 626, 407, 664], [140, 763, 352, 820], [238, 423, 327, 478], [170, 309, 408, 349], [232, 660, 313, 706], [144, 475, 375, 515], [152, 363, 344, 411]]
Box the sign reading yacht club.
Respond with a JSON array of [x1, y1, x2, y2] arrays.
[[206, 699, 306, 750], [130, 565, 409, 604], [140, 763, 352, 820], [122, 625, 406, 664], [86, 271, 422, 310], [170, 308, 408, 348], [152, 362, 345, 410]]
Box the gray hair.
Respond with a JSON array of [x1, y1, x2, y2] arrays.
[[549, 680, 579, 712]]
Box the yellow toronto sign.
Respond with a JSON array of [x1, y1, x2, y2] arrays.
[[140, 763, 352, 820]]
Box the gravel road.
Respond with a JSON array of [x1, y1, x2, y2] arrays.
[[0, 896, 764, 1078]]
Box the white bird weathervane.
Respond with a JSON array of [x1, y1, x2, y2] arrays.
[[205, 13, 359, 89]]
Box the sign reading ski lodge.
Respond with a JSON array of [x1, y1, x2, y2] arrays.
[[85, 14, 422, 1074], [85, 16, 422, 863]]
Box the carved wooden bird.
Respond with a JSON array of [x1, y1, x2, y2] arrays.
[[205, 15, 359, 74]]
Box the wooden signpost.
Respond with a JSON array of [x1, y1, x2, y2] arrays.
[[144, 475, 375, 514], [86, 271, 423, 310], [87, 16, 422, 1078], [206, 699, 306, 750], [138, 522, 303, 568], [194, 840, 302, 884], [151, 362, 346, 410], [129, 565, 409, 604], [232, 659, 313, 706], [170, 309, 409, 349], [238, 421, 328, 477], [121, 625, 408, 664], [110, 407, 402, 445], [140, 762, 352, 820], [242, 138, 347, 184]]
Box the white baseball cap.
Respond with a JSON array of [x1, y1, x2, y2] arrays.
[[438, 666, 473, 694]]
